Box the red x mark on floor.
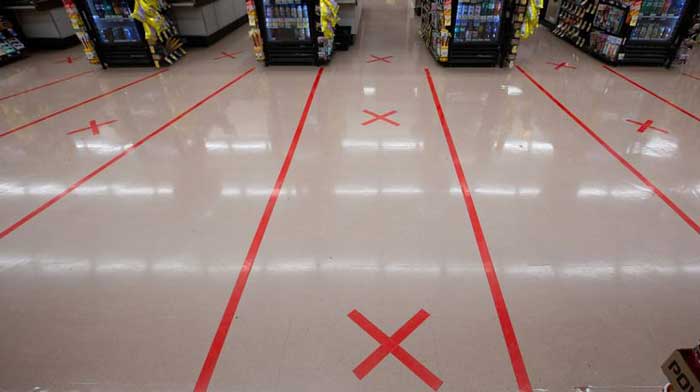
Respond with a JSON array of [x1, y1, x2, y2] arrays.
[[54, 56, 77, 64], [546, 61, 576, 70], [214, 51, 242, 60], [362, 109, 400, 126], [367, 55, 393, 63], [625, 119, 669, 134], [348, 309, 443, 390], [66, 119, 117, 136]]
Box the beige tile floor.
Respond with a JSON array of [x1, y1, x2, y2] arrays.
[[1, 0, 699, 391]]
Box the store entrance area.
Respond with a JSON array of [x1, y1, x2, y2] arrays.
[[1, 0, 700, 390]]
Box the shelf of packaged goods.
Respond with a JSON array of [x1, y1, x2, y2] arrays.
[[637, 14, 680, 19], [94, 16, 133, 22]]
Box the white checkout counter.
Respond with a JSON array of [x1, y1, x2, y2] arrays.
[[2, 0, 77, 48], [171, 0, 247, 46]]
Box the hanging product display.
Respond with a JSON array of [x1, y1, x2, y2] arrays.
[[130, 0, 185, 67], [319, 0, 339, 60], [550, 0, 699, 65], [247, 0, 265, 60], [70, 0, 184, 67], [0, 14, 26, 66], [62, 0, 101, 64], [504, 0, 532, 65], [252, 0, 339, 65], [421, 0, 517, 66], [522, 0, 543, 37]]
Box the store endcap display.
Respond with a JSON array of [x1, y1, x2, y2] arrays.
[[130, 0, 186, 67], [62, 0, 101, 64]]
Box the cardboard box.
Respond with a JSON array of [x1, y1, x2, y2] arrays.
[[662, 349, 700, 392]]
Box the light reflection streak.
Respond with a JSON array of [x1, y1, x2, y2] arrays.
[[13, 257, 700, 280]]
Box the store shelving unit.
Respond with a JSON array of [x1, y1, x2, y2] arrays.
[[550, 0, 699, 66], [0, 14, 27, 66], [420, 0, 511, 65], [253, 0, 337, 65]]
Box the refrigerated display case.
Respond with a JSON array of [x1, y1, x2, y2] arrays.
[[550, 0, 698, 65], [76, 0, 153, 66], [0, 13, 27, 65], [251, 0, 338, 65], [420, 0, 510, 66], [620, 0, 692, 64]]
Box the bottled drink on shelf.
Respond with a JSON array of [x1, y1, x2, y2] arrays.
[[103, 0, 115, 16], [94, 0, 106, 18]]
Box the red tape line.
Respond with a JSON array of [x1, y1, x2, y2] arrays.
[[0, 69, 168, 139], [349, 309, 443, 391], [0, 67, 255, 240], [518, 65, 700, 234], [0, 70, 96, 102], [681, 72, 700, 81], [602, 65, 700, 123], [193, 67, 324, 392], [424, 67, 533, 392]]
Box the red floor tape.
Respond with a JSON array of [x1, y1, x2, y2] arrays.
[[424, 67, 533, 392], [603, 65, 700, 123], [361, 109, 400, 126], [0, 70, 95, 102], [518, 65, 700, 235], [0, 67, 255, 240], [193, 67, 324, 392], [0, 69, 167, 139], [349, 309, 443, 391]]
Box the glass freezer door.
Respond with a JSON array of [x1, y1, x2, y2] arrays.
[[629, 0, 687, 42], [85, 0, 142, 44], [262, 0, 312, 43], [453, 0, 503, 43]]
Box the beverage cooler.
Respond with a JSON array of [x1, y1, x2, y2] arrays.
[[420, 0, 507, 66], [620, 0, 692, 64], [251, 0, 338, 65], [551, 0, 698, 66], [75, 0, 153, 66]]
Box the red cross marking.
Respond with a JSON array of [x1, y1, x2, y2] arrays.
[[624, 119, 669, 134], [546, 61, 576, 70], [66, 119, 118, 136], [214, 51, 242, 60], [367, 55, 393, 63], [362, 109, 400, 126], [55, 56, 76, 64], [682, 72, 700, 81], [348, 309, 443, 391]]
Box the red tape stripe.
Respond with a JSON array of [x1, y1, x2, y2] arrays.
[[0, 70, 95, 102], [518, 65, 700, 234], [424, 67, 533, 392], [681, 72, 700, 81], [0, 69, 167, 138], [603, 65, 700, 122], [0, 67, 255, 240], [193, 67, 324, 392]]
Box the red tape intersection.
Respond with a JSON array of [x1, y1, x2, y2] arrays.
[[214, 51, 242, 60], [367, 55, 393, 63], [362, 109, 400, 126], [54, 56, 77, 64], [546, 61, 576, 70], [348, 309, 443, 391], [625, 119, 669, 134], [66, 119, 118, 136]]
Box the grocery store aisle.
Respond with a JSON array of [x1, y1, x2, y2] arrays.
[[1, 0, 700, 391]]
